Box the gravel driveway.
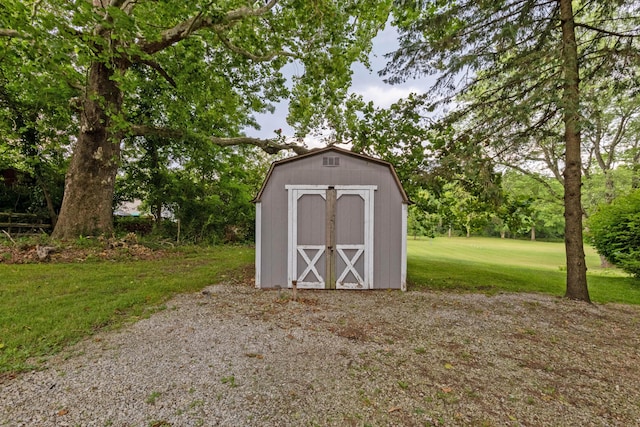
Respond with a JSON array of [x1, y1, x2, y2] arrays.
[[2, 282, 639, 426]]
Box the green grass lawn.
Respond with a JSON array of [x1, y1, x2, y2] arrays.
[[407, 237, 640, 304], [0, 246, 253, 374]]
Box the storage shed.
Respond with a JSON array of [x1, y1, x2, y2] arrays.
[[254, 146, 409, 291]]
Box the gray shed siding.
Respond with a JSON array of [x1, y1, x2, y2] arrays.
[[256, 149, 406, 290]]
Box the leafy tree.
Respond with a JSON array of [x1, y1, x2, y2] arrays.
[[1, 0, 391, 239], [345, 95, 432, 198], [407, 189, 440, 238], [582, 84, 640, 203], [117, 142, 269, 243], [0, 13, 71, 222], [582, 167, 635, 217], [440, 181, 490, 238], [490, 196, 534, 239], [343, 95, 505, 229], [501, 170, 564, 240], [588, 189, 640, 278], [386, 0, 640, 301]]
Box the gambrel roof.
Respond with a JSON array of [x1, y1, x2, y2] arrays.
[[254, 146, 410, 203]]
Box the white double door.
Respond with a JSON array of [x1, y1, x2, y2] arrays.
[[287, 185, 375, 289]]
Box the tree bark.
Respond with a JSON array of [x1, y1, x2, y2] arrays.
[[52, 60, 124, 239], [560, 0, 590, 302], [35, 174, 58, 228], [633, 149, 640, 189], [148, 140, 163, 224]]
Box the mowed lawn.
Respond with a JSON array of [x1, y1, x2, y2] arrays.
[[407, 237, 640, 304]]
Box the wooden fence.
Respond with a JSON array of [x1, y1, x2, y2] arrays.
[[0, 212, 52, 236]]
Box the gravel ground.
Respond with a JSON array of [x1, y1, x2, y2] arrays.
[[2, 282, 640, 427]]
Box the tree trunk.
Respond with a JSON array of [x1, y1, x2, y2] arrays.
[[560, 0, 590, 302], [35, 174, 58, 228], [148, 140, 163, 224], [600, 172, 615, 268], [632, 147, 640, 189], [530, 225, 536, 241], [604, 171, 615, 204], [599, 254, 613, 268], [52, 60, 123, 239]]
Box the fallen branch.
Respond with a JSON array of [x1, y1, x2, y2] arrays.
[[1, 229, 16, 245]]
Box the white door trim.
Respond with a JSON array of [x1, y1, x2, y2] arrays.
[[286, 185, 376, 290], [335, 188, 375, 289], [336, 246, 365, 288], [296, 245, 326, 288], [287, 187, 327, 289]]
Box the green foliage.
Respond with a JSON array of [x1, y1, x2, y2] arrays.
[[0, 167, 64, 217], [2, 0, 393, 238], [407, 189, 441, 238], [588, 189, 640, 278], [0, 0, 75, 221], [347, 95, 432, 198], [499, 171, 564, 239], [388, 0, 639, 299], [408, 204, 437, 239], [0, 245, 253, 373], [439, 182, 490, 237], [582, 167, 635, 216], [116, 145, 269, 243]]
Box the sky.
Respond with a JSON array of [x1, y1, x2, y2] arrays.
[[249, 24, 427, 143]]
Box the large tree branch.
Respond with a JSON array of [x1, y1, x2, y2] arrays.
[[129, 124, 310, 155], [134, 57, 177, 87], [0, 29, 24, 38], [138, 0, 279, 55], [213, 27, 296, 61]]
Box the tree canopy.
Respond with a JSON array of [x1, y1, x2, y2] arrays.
[[0, 0, 392, 238]]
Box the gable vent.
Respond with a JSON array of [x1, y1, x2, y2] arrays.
[[322, 156, 340, 167]]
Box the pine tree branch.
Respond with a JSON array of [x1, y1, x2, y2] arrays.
[[502, 164, 563, 201], [575, 22, 640, 38]]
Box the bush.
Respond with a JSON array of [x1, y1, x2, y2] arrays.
[[588, 189, 640, 278]]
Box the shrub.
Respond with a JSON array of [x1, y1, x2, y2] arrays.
[[588, 189, 640, 278]]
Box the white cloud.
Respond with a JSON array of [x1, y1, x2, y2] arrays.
[[353, 84, 423, 109]]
